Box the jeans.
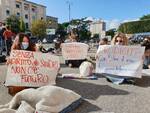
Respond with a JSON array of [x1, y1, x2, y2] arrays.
[[143, 56, 150, 69]]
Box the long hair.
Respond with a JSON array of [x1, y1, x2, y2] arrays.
[[111, 32, 128, 45], [11, 33, 36, 51]]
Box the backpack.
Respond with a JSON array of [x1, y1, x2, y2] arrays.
[[0, 55, 6, 63]]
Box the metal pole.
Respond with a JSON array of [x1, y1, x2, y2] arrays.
[[69, 3, 70, 22], [66, 1, 72, 22]]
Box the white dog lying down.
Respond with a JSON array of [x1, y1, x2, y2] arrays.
[[0, 85, 82, 113]]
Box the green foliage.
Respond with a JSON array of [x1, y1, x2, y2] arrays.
[[61, 22, 69, 30], [93, 34, 99, 39], [70, 18, 91, 41], [118, 19, 150, 34], [78, 28, 91, 41], [57, 23, 65, 31], [140, 14, 150, 20], [31, 19, 47, 39], [19, 17, 26, 32], [6, 15, 20, 33], [56, 23, 67, 41], [58, 18, 91, 41], [106, 28, 116, 39]]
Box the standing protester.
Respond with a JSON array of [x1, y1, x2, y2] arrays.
[[141, 37, 150, 69], [0, 23, 6, 54], [7, 33, 37, 95], [3, 26, 14, 55], [0, 23, 3, 55]]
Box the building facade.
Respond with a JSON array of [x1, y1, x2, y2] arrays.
[[46, 16, 58, 30], [90, 20, 106, 38], [0, 0, 46, 29]]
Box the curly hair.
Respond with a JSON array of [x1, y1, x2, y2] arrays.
[[111, 32, 128, 45]]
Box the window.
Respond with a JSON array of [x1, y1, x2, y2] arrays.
[[6, 10, 10, 16], [102, 22, 106, 31], [32, 16, 36, 20], [25, 23, 28, 29], [32, 8, 36, 12], [16, 12, 20, 17], [25, 14, 28, 19], [16, 4, 20, 8], [24, 6, 29, 10]]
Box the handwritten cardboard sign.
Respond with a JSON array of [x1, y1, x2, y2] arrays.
[[96, 45, 145, 78], [61, 42, 89, 60], [5, 50, 60, 87]]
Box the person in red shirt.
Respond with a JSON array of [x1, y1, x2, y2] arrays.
[[3, 26, 14, 55]]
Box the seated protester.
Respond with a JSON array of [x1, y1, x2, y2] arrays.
[[95, 38, 109, 59], [141, 40, 150, 69], [99, 37, 108, 45], [103, 33, 134, 84], [65, 32, 86, 67], [7, 33, 37, 95]]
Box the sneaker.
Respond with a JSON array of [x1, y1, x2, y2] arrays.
[[124, 79, 135, 85], [106, 78, 112, 82]]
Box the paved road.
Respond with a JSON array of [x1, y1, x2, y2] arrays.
[[0, 45, 150, 113]]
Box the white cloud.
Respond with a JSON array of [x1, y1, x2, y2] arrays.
[[122, 18, 139, 23], [106, 18, 139, 31], [106, 19, 120, 30]]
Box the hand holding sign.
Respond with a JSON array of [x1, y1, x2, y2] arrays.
[[61, 42, 89, 60], [5, 50, 60, 87], [96, 45, 145, 78]]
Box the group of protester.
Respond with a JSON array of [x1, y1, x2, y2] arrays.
[[96, 33, 150, 84], [0, 24, 149, 94], [0, 23, 15, 55]]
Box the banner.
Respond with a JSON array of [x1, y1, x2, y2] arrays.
[[96, 45, 145, 78], [5, 50, 60, 87], [46, 29, 55, 35], [61, 42, 89, 60]]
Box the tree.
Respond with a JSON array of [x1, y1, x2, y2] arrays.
[[56, 23, 67, 41], [57, 17, 91, 41], [31, 19, 47, 40], [6, 15, 20, 33], [118, 20, 150, 34], [140, 14, 150, 20], [19, 17, 26, 32], [70, 18, 91, 41], [106, 28, 116, 39]]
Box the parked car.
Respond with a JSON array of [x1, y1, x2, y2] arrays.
[[30, 36, 38, 44]]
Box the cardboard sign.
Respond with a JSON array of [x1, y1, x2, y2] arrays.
[[46, 29, 55, 35], [96, 45, 145, 78], [5, 50, 60, 87], [61, 42, 89, 60]]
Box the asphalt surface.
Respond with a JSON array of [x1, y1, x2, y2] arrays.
[[0, 44, 150, 113]]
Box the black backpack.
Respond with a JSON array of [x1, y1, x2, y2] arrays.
[[0, 55, 6, 63], [0, 28, 6, 40]]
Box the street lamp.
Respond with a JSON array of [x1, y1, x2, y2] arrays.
[[66, 0, 72, 22], [66, 1, 73, 33]]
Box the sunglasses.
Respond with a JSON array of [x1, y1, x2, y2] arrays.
[[115, 40, 123, 43]]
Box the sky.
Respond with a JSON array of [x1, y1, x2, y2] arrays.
[[28, 0, 150, 30]]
